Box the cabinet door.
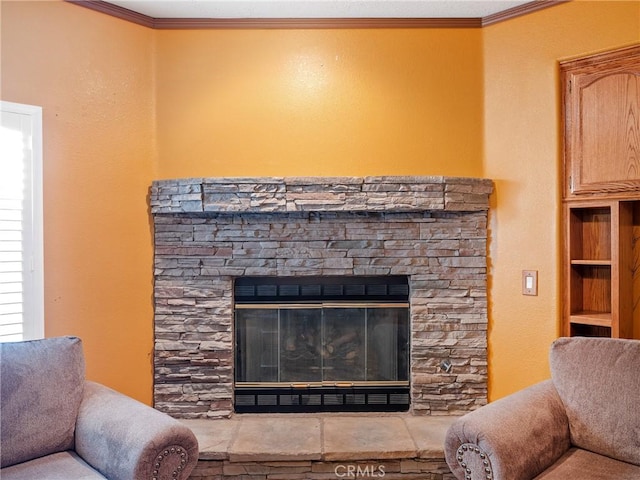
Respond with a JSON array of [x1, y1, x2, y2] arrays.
[[562, 44, 640, 198]]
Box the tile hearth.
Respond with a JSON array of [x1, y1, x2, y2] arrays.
[[185, 413, 457, 479]]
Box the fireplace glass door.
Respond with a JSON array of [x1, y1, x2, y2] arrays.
[[234, 276, 410, 413], [236, 304, 408, 385]]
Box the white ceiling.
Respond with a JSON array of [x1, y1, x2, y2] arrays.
[[104, 0, 534, 19]]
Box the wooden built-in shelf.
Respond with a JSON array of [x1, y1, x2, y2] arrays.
[[563, 200, 637, 339], [570, 259, 611, 266], [569, 312, 612, 328]]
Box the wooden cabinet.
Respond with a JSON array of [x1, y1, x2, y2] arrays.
[[562, 45, 640, 339], [562, 44, 640, 199]]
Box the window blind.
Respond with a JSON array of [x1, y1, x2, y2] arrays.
[[0, 102, 43, 341]]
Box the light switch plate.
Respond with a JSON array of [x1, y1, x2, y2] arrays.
[[522, 270, 538, 296]]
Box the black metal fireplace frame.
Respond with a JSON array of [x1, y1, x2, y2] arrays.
[[234, 275, 410, 303], [234, 385, 410, 413]]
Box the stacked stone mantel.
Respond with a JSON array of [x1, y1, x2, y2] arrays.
[[150, 176, 493, 419], [151, 176, 492, 214]]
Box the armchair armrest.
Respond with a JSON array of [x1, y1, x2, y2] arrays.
[[75, 381, 198, 480], [444, 380, 570, 480]]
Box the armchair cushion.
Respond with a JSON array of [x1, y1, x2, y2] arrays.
[[550, 337, 640, 466], [0, 336, 85, 468], [0, 452, 106, 480], [534, 448, 640, 480]]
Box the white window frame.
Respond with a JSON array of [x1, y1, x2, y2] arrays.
[[1, 101, 44, 341]]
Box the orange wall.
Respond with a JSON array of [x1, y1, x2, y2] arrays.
[[155, 28, 483, 178], [2, 0, 639, 407], [483, 0, 640, 400], [1, 1, 156, 402]]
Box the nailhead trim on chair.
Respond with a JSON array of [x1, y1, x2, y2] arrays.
[[152, 446, 188, 480], [456, 443, 493, 480]]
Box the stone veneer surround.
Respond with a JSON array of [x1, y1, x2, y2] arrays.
[[150, 176, 492, 418]]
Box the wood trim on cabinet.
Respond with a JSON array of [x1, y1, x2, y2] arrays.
[[67, 0, 564, 30], [560, 44, 640, 71]]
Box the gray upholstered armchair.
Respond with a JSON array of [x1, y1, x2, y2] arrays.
[[444, 337, 640, 480], [0, 336, 199, 480]]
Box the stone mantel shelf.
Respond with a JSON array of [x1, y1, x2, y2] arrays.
[[150, 176, 493, 215]]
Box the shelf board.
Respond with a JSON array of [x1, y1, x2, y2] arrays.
[[569, 312, 612, 327], [570, 259, 612, 266]]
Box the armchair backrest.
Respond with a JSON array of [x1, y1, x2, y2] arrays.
[[0, 336, 85, 468], [550, 337, 640, 467]]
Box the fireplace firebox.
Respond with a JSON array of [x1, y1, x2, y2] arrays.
[[234, 276, 410, 413]]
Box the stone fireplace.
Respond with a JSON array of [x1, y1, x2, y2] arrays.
[[150, 176, 492, 418]]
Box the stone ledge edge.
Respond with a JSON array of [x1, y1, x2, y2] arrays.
[[150, 176, 493, 214]]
